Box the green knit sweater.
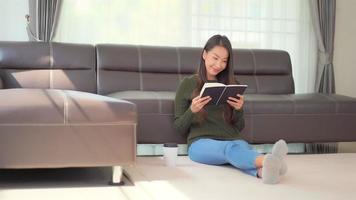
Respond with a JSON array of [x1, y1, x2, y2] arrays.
[[174, 75, 245, 146]]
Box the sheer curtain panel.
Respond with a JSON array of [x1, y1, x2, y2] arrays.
[[55, 0, 317, 93]]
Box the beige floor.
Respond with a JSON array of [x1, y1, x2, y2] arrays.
[[1, 154, 356, 200]]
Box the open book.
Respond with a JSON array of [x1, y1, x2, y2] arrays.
[[199, 82, 248, 106]]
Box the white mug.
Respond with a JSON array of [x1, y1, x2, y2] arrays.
[[163, 143, 178, 167]]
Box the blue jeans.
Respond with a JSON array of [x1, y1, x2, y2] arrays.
[[188, 138, 261, 176]]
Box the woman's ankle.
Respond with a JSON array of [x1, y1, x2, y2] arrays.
[[257, 168, 263, 178], [255, 155, 264, 168]]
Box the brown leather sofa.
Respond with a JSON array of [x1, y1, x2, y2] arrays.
[[0, 42, 137, 185], [1, 41, 356, 181], [96, 44, 356, 144]]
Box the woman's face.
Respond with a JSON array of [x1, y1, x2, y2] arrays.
[[203, 45, 229, 80]]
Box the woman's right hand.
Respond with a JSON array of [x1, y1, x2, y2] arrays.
[[190, 96, 211, 113]]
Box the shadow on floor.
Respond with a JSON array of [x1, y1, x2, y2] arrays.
[[0, 167, 132, 189]]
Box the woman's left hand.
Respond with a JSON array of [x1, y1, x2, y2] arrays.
[[227, 94, 244, 110]]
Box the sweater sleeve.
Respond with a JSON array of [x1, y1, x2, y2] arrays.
[[232, 79, 245, 132], [174, 77, 195, 135], [233, 108, 245, 132]]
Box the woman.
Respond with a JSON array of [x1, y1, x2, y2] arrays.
[[174, 34, 288, 184]]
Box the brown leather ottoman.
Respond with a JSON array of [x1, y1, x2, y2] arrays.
[[0, 88, 137, 184]]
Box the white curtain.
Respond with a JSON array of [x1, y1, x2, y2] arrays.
[[0, 0, 29, 41], [55, 0, 317, 93]]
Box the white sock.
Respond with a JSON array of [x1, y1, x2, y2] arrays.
[[280, 160, 288, 176], [272, 139, 288, 159], [272, 139, 288, 176], [262, 154, 282, 184]]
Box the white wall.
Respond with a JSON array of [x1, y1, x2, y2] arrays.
[[0, 0, 29, 41], [334, 0, 356, 153]]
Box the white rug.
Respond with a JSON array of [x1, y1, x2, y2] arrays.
[[1, 154, 356, 200], [127, 153, 356, 200]]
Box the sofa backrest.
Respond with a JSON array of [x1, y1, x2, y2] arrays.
[[96, 44, 294, 95], [0, 41, 96, 93], [0, 42, 294, 95]]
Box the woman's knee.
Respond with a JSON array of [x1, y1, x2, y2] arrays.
[[188, 149, 225, 165], [232, 140, 250, 148], [224, 142, 238, 156], [188, 140, 227, 165], [225, 141, 259, 169], [188, 141, 209, 163]]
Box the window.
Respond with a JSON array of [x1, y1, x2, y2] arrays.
[[0, 0, 29, 41], [55, 0, 316, 93]]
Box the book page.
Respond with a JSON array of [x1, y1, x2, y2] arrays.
[[200, 82, 226, 97]]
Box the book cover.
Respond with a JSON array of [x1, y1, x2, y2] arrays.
[[199, 82, 247, 106]]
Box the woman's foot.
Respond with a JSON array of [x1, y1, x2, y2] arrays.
[[272, 139, 288, 159], [272, 139, 288, 175], [257, 158, 287, 177], [262, 154, 282, 184], [280, 160, 288, 175]]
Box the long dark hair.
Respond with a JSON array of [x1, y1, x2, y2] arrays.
[[192, 34, 237, 124]]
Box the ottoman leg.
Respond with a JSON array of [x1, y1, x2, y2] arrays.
[[109, 166, 124, 186]]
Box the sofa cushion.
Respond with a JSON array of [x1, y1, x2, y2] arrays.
[[0, 89, 136, 124], [108, 91, 356, 116], [107, 91, 356, 143], [0, 89, 64, 124], [0, 41, 96, 93], [96, 45, 294, 95], [107, 90, 185, 144], [244, 93, 356, 114], [108, 91, 175, 114], [240, 93, 356, 143]]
